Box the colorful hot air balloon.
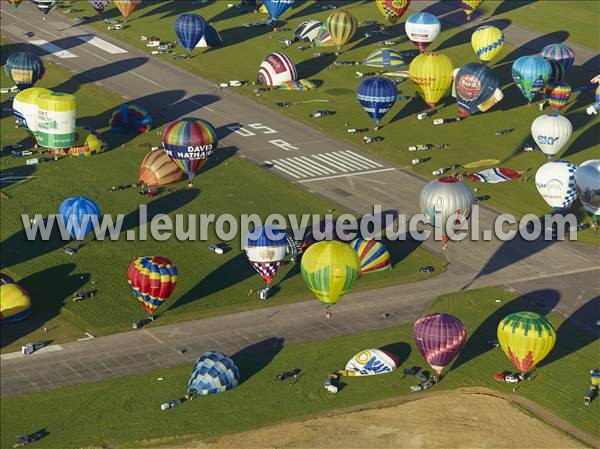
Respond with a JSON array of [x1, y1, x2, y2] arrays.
[[535, 160, 578, 210], [113, 0, 141, 19], [531, 113, 572, 158], [471, 25, 504, 63], [351, 238, 391, 274], [6, 0, 24, 9], [301, 241, 361, 310], [36, 92, 76, 149], [419, 177, 475, 247], [540, 43, 575, 72], [375, 0, 410, 24], [12, 87, 52, 137], [413, 313, 466, 376], [338, 349, 399, 376], [313, 24, 333, 47], [187, 351, 239, 396], [262, 0, 294, 21], [458, 0, 483, 21], [68, 126, 106, 157], [244, 226, 289, 286], [139, 150, 184, 187], [405, 12, 441, 53], [127, 256, 177, 316], [512, 55, 552, 103], [575, 160, 600, 223], [88, 0, 110, 15], [357, 77, 398, 124], [294, 19, 323, 42], [497, 311, 556, 374], [0, 274, 32, 323], [59, 196, 101, 240], [363, 48, 406, 69], [32, 0, 58, 16], [162, 118, 217, 182], [175, 14, 206, 54], [452, 63, 503, 117], [409, 52, 454, 108], [326, 10, 357, 51], [4, 52, 46, 91], [257, 52, 297, 87], [546, 82, 571, 112], [109, 103, 152, 134]]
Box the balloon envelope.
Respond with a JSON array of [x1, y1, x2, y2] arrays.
[[262, 0, 294, 21], [257, 52, 297, 86], [109, 103, 152, 134], [0, 274, 31, 323], [363, 48, 406, 69], [405, 12, 441, 53], [6, 0, 24, 9], [575, 160, 600, 221], [512, 55, 551, 103], [458, 0, 483, 20], [4, 52, 46, 91], [139, 150, 184, 186], [342, 349, 399, 376], [453, 63, 502, 117], [357, 77, 398, 123], [59, 196, 100, 240], [326, 10, 357, 50], [113, 0, 141, 19], [351, 238, 391, 274], [531, 113, 572, 158], [375, 0, 410, 24], [546, 82, 571, 112], [535, 160, 578, 210], [471, 25, 504, 63], [88, 0, 110, 15], [294, 20, 323, 42], [12, 87, 52, 134], [127, 256, 177, 316], [188, 351, 239, 396], [244, 226, 288, 286], [175, 14, 206, 53], [32, 0, 58, 15], [413, 313, 466, 375], [540, 43, 575, 72], [409, 52, 453, 108]]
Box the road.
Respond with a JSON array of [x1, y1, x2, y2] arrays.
[[1, 2, 598, 397]]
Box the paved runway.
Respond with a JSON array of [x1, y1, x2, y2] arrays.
[[1, 2, 598, 397]]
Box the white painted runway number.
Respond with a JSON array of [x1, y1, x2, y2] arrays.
[[227, 123, 278, 136], [268, 140, 298, 151]]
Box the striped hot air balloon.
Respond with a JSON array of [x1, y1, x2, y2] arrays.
[[540, 43, 575, 72], [375, 0, 410, 24], [409, 51, 454, 108], [458, 0, 484, 21], [405, 12, 441, 53], [175, 14, 206, 54], [244, 226, 288, 286], [351, 238, 391, 274], [512, 55, 552, 103], [127, 256, 177, 316], [32, 0, 58, 16], [187, 351, 239, 396], [113, 0, 141, 19], [262, 0, 294, 21], [413, 313, 466, 375], [139, 150, 184, 187], [357, 77, 398, 124], [471, 25, 504, 63], [0, 274, 32, 323], [257, 52, 297, 86], [497, 312, 556, 374], [546, 82, 571, 112], [363, 48, 406, 69], [4, 52, 46, 91], [294, 19, 322, 42], [59, 196, 100, 240], [326, 10, 357, 51]]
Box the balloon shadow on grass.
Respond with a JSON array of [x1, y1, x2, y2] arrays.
[[380, 342, 411, 365], [211, 24, 272, 50], [296, 53, 337, 79], [497, 31, 570, 66], [389, 96, 423, 123], [421, 1, 460, 17], [491, 0, 536, 17], [452, 289, 560, 370], [0, 164, 37, 191], [561, 113, 600, 158], [434, 18, 511, 52], [285, 1, 364, 22], [232, 337, 285, 384]]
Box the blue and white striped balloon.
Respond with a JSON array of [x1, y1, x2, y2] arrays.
[[187, 352, 240, 396], [540, 43, 576, 72], [357, 77, 398, 123]]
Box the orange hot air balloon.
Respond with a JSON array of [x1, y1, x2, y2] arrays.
[[113, 0, 141, 19], [139, 150, 184, 187]]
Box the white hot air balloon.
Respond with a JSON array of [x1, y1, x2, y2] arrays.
[[419, 177, 475, 247], [575, 159, 600, 222], [535, 160, 578, 210], [257, 52, 297, 87], [531, 113, 572, 158]]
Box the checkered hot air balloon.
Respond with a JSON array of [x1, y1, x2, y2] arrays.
[[413, 313, 466, 375], [244, 226, 289, 286], [535, 160, 578, 211], [351, 238, 391, 274], [127, 256, 177, 316], [88, 0, 110, 15], [375, 0, 410, 24], [187, 351, 239, 396]]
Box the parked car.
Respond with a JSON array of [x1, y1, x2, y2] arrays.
[[416, 371, 428, 383], [420, 266, 435, 274], [22, 31, 35, 38], [505, 373, 521, 384], [275, 368, 301, 381]]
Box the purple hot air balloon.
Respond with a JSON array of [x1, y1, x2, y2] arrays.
[[413, 313, 466, 376]]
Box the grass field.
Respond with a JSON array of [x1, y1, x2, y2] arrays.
[[1, 286, 597, 449], [0, 44, 442, 351]]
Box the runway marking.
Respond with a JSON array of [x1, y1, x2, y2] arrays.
[[29, 39, 77, 58], [299, 168, 397, 183], [130, 71, 160, 86], [75, 34, 127, 54]]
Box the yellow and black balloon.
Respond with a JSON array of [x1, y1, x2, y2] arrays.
[[0, 274, 32, 323]]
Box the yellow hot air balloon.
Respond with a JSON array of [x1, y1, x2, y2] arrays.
[[409, 52, 454, 108], [301, 241, 361, 314], [326, 10, 357, 51], [497, 311, 556, 374], [0, 274, 32, 323], [458, 0, 484, 21], [471, 25, 504, 63], [375, 0, 410, 24]]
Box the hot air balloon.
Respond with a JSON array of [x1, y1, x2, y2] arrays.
[[405, 12, 441, 53], [262, 0, 294, 21], [88, 0, 110, 15], [313, 24, 333, 47], [36, 92, 76, 149], [546, 82, 571, 112], [187, 351, 239, 397], [351, 238, 391, 274], [6, 0, 24, 9], [575, 160, 600, 223], [413, 313, 466, 376], [458, 0, 483, 21], [531, 113, 572, 158], [326, 10, 357, 51], [375, 0, 410, 24], [409, 52, 454, 109], [113, 0, 141, 19], [452, 63, 503, 117], [363, 48, 406, 69], [4, 52, 46, 91], [59, 196, 101, 240], [244, 226, 289, 287], [419, 177, 475, 248], [497, 311, 556, 375], [12, 87, 51, 138], [357, 77, 398, 124], [127, 256, 177, 317], [0, 274, 32, 323], [338, 349, 399, 376], [294, 19, 323, 42], [540, 43, 575, 72], [257, 52, 297, 86], [301, 241, 361, 315], [139, 150, 184, 186], [175, 14, 206, 54], [471, 25, 504, 63], [162, 118, 217, 183], [512, 55, 552, 103], [535, 160, 578, 211], [32, 0, 57, 16], [109, 103, 152, 134], [67, 126, 106, 157]]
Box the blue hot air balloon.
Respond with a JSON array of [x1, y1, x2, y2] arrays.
[[59, 196, 101, 240], [357, 77, 398, 124], [453, 63, 503, 117], [4, 52, 46, 91], [540, 43, 575, 72], [263, 0, 294, 21], [244, 226, 289, 286], [511, 55, 551, 103], [187, 351, 240, 396], [175, 14, 206, 54]]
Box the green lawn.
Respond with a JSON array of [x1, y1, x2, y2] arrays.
[[1, 44, 442, 351], [1, 286, 597, 449], [72, 0, 599, 230]]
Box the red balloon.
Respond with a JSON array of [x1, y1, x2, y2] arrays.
[[127, 256, 177, 316]]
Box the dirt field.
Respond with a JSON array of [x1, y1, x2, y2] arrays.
[[152, 389, 588, 449]]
